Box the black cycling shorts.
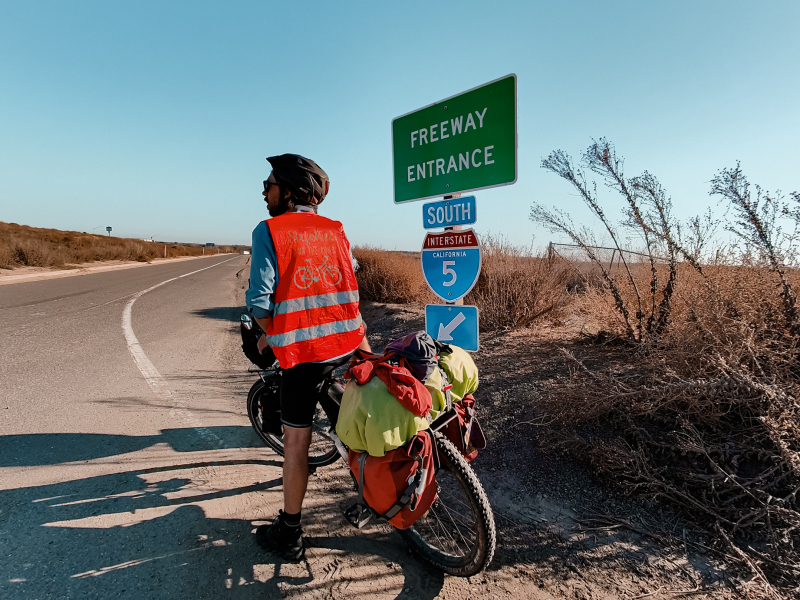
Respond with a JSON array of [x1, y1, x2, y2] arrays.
[[279, 354, 351, 429]]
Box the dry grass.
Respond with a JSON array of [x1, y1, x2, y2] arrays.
[[465, 235, 574, 330], [0, 222, 237, 269], [538, 260, 800, 597], [354, 239, 574, 331], [352, 246, 433, 305]]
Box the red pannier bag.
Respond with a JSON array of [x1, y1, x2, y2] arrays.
[[441, 394, 486, 463], [346, 431, 437, 530]]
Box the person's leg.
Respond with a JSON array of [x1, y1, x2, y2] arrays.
[[275, 361, 335, 512], [281, 425, 312, 513], [256, 361, 324, 559]]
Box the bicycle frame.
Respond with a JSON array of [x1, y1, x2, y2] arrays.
[[257, 363, 460, 459]]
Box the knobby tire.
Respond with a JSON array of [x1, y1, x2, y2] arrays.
[[398, 434, 496, 576]]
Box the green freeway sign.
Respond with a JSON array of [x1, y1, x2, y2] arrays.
[[392, 74, 517, 203]]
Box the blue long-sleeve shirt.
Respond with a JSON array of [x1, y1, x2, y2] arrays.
[[246, 209, 358, 319], [245, 220, 278, 319]]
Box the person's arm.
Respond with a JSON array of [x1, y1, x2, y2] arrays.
[[255, 315, 273, 353], [245, 221, 279, 352]]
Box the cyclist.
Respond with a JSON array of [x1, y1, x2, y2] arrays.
[[246, 153, 371, 561]]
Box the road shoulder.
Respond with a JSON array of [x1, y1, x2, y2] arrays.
[[0, 253, 240, 286]]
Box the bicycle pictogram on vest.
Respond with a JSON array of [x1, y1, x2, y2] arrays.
[[293, 256, 343, 289]]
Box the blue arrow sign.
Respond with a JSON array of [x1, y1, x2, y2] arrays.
[[422, 196, 476, 229], [421, 228, 481, 302], [426, 305, 479, 351]]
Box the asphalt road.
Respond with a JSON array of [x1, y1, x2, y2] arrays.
[[0, 255, 300, 598]]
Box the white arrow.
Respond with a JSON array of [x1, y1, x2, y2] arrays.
[[437, 312, 466, 341]]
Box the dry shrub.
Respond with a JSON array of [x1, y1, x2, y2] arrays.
[[354, 240, 575, 330], [541, 262, 800, 595], [352, 246, 433, 304], [465, 235, 573, 330], [0, 221, 238, 269], [0, 240, 12, 269], [534, 148, 800, 595]]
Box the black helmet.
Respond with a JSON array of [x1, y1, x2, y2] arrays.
[[266, 154, 330, 206]]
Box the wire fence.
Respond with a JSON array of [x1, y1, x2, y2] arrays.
[[549, 242, 671, 272]]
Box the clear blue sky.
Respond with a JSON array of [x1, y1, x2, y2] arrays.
[[1, 1, 798, 249]]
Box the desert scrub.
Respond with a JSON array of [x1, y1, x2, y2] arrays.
[[352, 246, 433, 304], [534, 144, 800, 596], [0, 221, 238, 269], [464, 235, 573, 330]]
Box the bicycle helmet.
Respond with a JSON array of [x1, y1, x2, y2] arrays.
[[266, 154, 330, 208]]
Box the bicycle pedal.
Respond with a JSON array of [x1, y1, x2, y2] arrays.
[[344, 502, 373, 529]]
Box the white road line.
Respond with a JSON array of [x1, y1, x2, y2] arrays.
[[122, 257, 238, 443]]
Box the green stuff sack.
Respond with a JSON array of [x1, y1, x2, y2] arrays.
[[424, 367, 447, 420], [439, 345, 479, 402], [336, 377, 430, 457]]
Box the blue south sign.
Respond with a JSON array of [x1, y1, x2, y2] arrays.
[[421, 228, 481, 302], [422, 196, 476, 229]]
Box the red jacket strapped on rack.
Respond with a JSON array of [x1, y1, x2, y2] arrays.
[[265, 212, 364, 369]]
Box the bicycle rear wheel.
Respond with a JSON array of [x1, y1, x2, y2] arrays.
[[398, 434, 496, 576], [246, 378, 340, 468]]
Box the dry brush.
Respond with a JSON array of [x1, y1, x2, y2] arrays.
[[532, 141, 800, 596], [0, 222, 237, 269]]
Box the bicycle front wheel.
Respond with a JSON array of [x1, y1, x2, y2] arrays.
[[246, 378, 340, 468], [398, 434, 496, 577]]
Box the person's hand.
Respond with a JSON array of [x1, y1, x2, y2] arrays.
[[257, 334, 270, 354]]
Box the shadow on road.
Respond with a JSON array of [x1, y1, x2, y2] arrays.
[[191, 306, 245, 322], [0, 426, 265, 467], [0, 426, 447, 599]]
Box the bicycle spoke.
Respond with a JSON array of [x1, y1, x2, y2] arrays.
[[437, 502, 474, 551], [436, 498, 477, 534], [415, 476, 477, 557], [423, 512, 448, 550], [428, 507, 460, 552], [427, 509, 458, 552], [437, 486, 474, 513]]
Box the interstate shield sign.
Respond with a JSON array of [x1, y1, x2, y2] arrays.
[[421, 229, 481, 302]]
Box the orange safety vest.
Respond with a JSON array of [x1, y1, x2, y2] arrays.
[[265, 212, 364, 369]]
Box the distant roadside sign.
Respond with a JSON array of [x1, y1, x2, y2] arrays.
[[421, 229, 481, 302], [426, 305, 479, 351], [392, 74, 517, 203], [205, 243, 215, 247], [423, 196, 476, 229]]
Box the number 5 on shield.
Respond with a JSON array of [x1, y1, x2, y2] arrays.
[[442, 261, 457, 287]]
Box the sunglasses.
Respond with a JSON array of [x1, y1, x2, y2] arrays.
[[263, 179, 278, 194]]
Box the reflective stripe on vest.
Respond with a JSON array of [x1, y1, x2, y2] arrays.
[[267, 314, 363, 348], [273, 290, 360, 316]]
